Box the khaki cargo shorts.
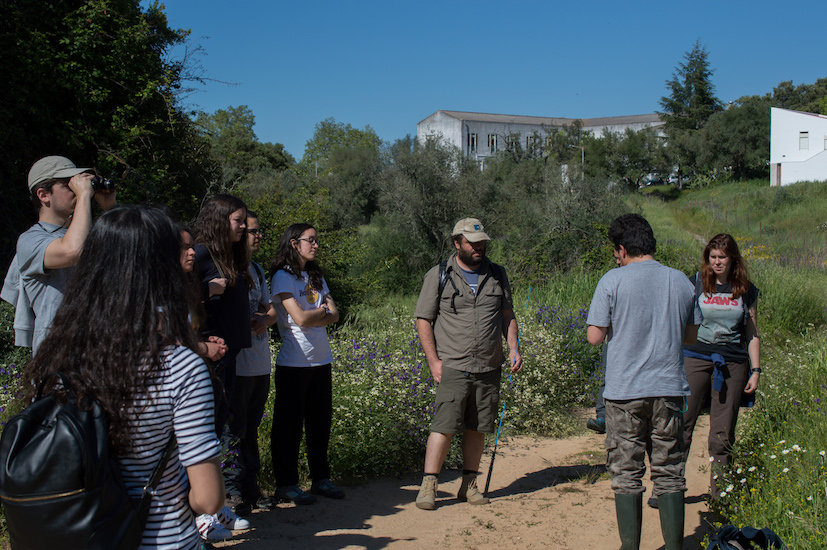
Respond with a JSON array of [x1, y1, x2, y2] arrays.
[[430, 367, 501, 434]]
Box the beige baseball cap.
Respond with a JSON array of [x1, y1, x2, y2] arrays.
[[27, 156, 91, 192], [452, 218, 491, 242]]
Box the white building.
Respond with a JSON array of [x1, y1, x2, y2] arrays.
[[416, 110, 664, 160], [770, 107, 827, 186]]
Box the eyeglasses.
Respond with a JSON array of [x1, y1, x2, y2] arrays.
[[297, 236, 320, 246], [248, 229, 265, 237]]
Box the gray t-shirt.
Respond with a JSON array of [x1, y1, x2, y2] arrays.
[[586, 260, 701, 400], [16, 222, 73, 353]]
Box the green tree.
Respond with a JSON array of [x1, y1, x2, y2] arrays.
[[320, 146, 383, 228], [696, 97, 771, 180], [195, 105, 293, 191], [301, 118, 382, 176], [0, 0, 216, 256], [771, 78, 827, 114], [659, 40, 723, 131], [587, 127, 668, 190]]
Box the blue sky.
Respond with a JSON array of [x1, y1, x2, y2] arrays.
[[156, 0, 827, 161]]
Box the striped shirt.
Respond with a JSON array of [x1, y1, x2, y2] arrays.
[[117, 346, 220, 549]]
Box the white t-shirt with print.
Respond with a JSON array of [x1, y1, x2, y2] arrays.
[[236, 262, 273, 377], [271, 269, 333, 367]]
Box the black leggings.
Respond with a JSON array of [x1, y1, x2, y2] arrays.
[[271, 364, 333, 487]]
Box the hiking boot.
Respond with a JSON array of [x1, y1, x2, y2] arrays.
[[276, 484, 317, 505], [311, 478, 346, 499], [586, 417, 606, 434], [196, 514, 233, 541], [215, 505, 251, 530], [458, 473, 490, 505], [415, 474, 438, 510]]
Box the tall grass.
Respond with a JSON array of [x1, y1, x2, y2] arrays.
[[641, 179, 827, 271], [710, 330, 827, 548], [634, 182, 827, 548]]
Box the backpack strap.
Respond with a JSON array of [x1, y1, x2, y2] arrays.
[[437, 260, 460, 313], [252, 261, 265, 288], [137, 433, 177, 523]]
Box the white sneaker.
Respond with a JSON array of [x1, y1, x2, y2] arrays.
[[196, 514, 233, 541], [216, 505, 251, 530]]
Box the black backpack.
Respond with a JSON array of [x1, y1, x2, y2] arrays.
[[0, 372, 173, 549], [706, 525, 785, 549]]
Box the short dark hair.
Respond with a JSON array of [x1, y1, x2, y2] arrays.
[[30, 178, 64, 211], [608, 214, 656, 257]]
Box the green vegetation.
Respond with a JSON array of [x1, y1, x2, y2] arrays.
[[1, 5, 827, 544], [639, 182, 827, 547]]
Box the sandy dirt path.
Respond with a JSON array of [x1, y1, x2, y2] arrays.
[[215, 413, 715, 549]]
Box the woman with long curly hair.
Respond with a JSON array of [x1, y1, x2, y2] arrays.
[[193, 194, 251, 434], [193, 194, 253, 538], [25, 206, 224, 548], [680, 233, 760, 500], [269, 223, 343, 505]]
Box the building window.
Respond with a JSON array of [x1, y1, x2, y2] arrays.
[[526, 135, 538, 154], [488, 134, 498, 153], [468, 133, 478, 153], [799, 131, 809, 150]]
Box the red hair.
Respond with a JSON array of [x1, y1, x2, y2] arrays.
[[701, 234, 750, 299]]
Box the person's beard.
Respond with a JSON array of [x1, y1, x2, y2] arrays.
[[457, 245, 485, 268]]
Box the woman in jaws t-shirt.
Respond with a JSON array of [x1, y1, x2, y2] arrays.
[[681, 233, 760, 500], [268, 223, 345, 505]]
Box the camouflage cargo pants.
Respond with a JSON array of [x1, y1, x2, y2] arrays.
[[605, 396, 686, 495]]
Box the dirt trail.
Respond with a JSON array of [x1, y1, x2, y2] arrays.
[[215, 413, 715, 549]]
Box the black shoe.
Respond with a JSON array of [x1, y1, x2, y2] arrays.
[[647, 496, 659, 509], [233, 501, 253, 517], [586, 417, 606, 434], [310, 478, 345, 499], [276, 485, 317, 505]]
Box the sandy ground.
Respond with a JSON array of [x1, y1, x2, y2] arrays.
[[214, 413, 716, 550]]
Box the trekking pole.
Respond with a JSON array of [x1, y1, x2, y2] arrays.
[[484, 284, 531, 498]]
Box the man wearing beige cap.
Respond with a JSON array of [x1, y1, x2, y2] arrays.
[[1, 156, 116, 353], [413, 217, 522, 510]]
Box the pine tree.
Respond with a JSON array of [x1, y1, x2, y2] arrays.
[[659, 41, 723, 131]]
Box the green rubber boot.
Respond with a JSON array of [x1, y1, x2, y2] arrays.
[[657, 492, 685, 550], [614, 493, 642, 550]]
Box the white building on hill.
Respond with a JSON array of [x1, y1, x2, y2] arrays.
[[770, 107, 827, 186], [416, 110, 664, 160]]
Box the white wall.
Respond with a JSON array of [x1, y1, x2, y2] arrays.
[[770, 107, 827, 186]]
